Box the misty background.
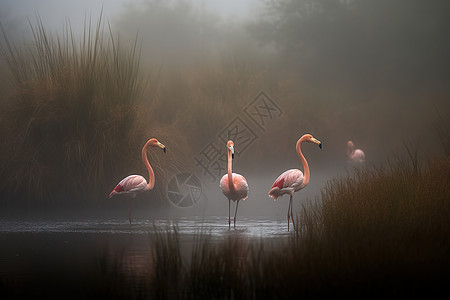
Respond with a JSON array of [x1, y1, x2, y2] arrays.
[[0, 0, 449, 220]]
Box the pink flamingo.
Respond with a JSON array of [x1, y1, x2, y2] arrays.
[[347, 140, 365, 164], [268, 134, 322, 231], [109, 138, 166, 224], [220, 140, 249, 230]]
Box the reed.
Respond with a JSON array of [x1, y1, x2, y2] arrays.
[[186, 233, 250, 298], [148, 224, 184, 298], [293, 152, 450, 296], [0, 15, 167, 207]]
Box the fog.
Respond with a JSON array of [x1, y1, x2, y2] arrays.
[[0, 0, 449, 220]]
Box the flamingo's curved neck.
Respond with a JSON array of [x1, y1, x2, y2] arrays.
[[348, 144, 355, 158], [142, 141, 155, 191], [227, 149, 236, 192], [297, 138, 310, 189]]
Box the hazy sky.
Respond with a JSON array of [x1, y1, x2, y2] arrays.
[[0, 0, 260, 33]]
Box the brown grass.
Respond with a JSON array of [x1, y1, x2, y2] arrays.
[[0, 15, 189, 208]]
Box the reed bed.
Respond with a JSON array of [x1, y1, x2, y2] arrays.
[[76, 154, 449, 299], [291, 154, 450, 297], [0, 16, 193, 209]]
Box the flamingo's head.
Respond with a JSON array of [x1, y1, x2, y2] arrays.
[[227, 140, 235, 159], [347, 140, 354, 149], [157, 141, 167, 153], [303, 134, 322, 149], [149, 138, 166, 153]]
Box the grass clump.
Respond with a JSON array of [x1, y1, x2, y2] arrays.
[[0, 16, 148, 208], [294, 154, 450, 296], [149, 224, 184, 298], [320, 156, 450, 256]]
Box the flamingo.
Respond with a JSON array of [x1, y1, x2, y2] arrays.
[[268, 134, 322, 231], [109, 138, 166, 224], [220, 140, 249, 230], [347, 140, 365, 164]]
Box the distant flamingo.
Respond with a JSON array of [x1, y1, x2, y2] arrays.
[[347, 140, 365, 164], [268, 134, 322, 231], [109, 138, 166, 224], [220, 140, 249, 230]]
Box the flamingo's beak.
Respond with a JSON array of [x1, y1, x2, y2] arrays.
[[230, 145, 235, 159], [157, 142, 166, 153], [312, 137, 322, 149]]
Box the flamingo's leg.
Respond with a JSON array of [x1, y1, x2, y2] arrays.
[[290, 195, 295, 231], [129, 197, 134, 225], [287, 196, 291, 232], [228, 199, 231, 230], [234, 200, 240, 229]]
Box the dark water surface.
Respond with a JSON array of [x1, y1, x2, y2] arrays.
[[0, 217, 291, 296], [0, 217, 292, 236]]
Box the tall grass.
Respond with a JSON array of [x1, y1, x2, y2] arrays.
[[319, 155, 449, 248], [0, 16, 159, 208], [293, 153, 450, 296], [148, 224, 184, 298]]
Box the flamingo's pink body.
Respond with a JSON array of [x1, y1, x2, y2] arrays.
[[220, 174, 249, 202], [109, 138, 166, 224], [109, 175, 150, 198], [347, 140, 365, 164], [220, 140, 249, 230], [269, 134, 322, 231]]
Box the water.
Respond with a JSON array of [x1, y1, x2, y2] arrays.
[[0, 216, 291, 237], [0, 216, 292, 293]]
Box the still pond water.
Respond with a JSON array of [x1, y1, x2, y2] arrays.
[[0, 216, 292, 292]]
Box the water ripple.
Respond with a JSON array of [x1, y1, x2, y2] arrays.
[[0, 217, 292, 239]]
